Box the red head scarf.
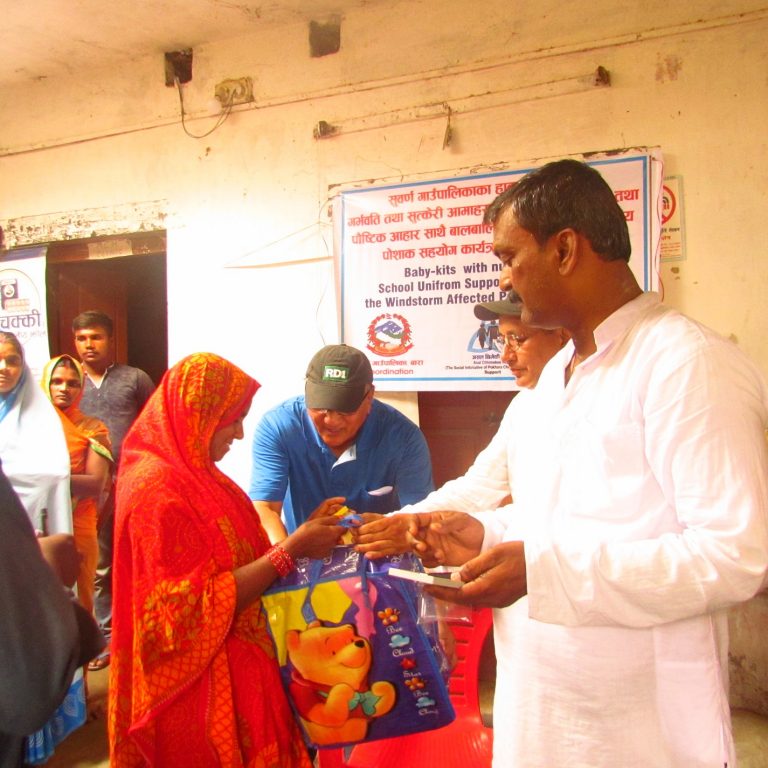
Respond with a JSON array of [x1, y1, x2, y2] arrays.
[[110, 354, 309, 767]]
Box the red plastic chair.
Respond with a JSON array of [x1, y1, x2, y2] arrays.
[[317, 608, 494, 768]]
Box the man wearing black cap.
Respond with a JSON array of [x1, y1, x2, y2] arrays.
[[473, 295, 568, 390], [248, 344, 434, 542]]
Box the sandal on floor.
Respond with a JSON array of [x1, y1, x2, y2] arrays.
[[88, 647, 110, 671]]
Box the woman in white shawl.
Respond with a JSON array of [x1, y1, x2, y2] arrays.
[[0, 331, 71, 534], [0, 332, 88, 763]]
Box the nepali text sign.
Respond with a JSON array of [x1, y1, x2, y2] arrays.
[[338, 152, 659, 391]]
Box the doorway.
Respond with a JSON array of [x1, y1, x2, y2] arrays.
[[418, 390, 516, 488], [45, 232, 168, 384]]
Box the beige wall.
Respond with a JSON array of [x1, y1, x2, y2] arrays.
[[2, 0, 767, 484]]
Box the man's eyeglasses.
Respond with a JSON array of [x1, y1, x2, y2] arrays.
[[502, 333, 531, 352], [309, 407, 358, 418]]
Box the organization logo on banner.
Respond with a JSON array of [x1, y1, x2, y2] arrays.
[[1, 277, 20, 308], [366, 314, 413, 357], [0, 269, 43, 332]]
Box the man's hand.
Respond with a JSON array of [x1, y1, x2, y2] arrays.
[[354, 513, 417, 559], [423, 541, 527, 609], [39, 533, 82, 588], [410, 511, 485, 567]]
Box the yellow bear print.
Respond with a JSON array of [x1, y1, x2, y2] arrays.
[[285, 620, 397, 745]]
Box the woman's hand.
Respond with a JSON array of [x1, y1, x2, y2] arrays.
[[307, 496, 347, 520], [284, 517, 347, 560], [234, 518, 346, 613]]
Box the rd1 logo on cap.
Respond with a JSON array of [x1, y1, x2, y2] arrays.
[[322, 365, 349, 382]]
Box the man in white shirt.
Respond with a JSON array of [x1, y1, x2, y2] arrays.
[[360, 159, 768, 768], [357, 294, 567, 550]]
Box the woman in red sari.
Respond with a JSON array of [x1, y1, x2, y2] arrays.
[[108, 352, 345, 767], [42, 354, 113, 615]]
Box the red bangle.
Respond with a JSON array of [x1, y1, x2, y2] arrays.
[[266, 544, 295, 577]]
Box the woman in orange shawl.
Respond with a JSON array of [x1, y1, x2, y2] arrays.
[[42, 354, 113, 614], [108, 353, 345, 767]]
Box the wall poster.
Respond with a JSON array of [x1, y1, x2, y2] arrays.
[[0, 246, 51, 380], [336, 150, 662, 391]]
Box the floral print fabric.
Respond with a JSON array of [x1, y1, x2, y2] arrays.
[[108, 353, 311, 768]]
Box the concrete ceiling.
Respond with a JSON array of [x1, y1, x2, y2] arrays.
[[0, 0, 373, 88]]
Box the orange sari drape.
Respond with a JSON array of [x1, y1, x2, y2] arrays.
[[42, 355, 113, 614], [108, 352, 311, 768]]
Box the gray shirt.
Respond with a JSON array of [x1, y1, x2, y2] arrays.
[[79, 363, 155, 464]]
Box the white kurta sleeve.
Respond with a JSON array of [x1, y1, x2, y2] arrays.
[[527, 316, 768, 628]]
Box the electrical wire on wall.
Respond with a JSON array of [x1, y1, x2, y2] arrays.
[[175, 76, 234, 139], [313, 194, 336, 347], [223, 196, 337, 348]]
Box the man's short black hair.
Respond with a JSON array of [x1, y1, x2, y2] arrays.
[[483, 159, 632, 263], [72, 310, 114, 336]]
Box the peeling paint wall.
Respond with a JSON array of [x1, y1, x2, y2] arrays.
[[1, 0, 767, 492], [3, 201, 167, 244]]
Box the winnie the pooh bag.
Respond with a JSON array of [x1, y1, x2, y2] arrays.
[[262, 546, 456, 749]]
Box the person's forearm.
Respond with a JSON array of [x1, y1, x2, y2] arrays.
[[69, 472, 106, 499], [253, 502, 288, 543], [233, 523, 338, 612], [262, 517, 288, 544], [70, 450, 110, 500], [233, 554, 283, 613]]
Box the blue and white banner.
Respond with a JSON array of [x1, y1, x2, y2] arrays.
[[337, 150, 662, 391]]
